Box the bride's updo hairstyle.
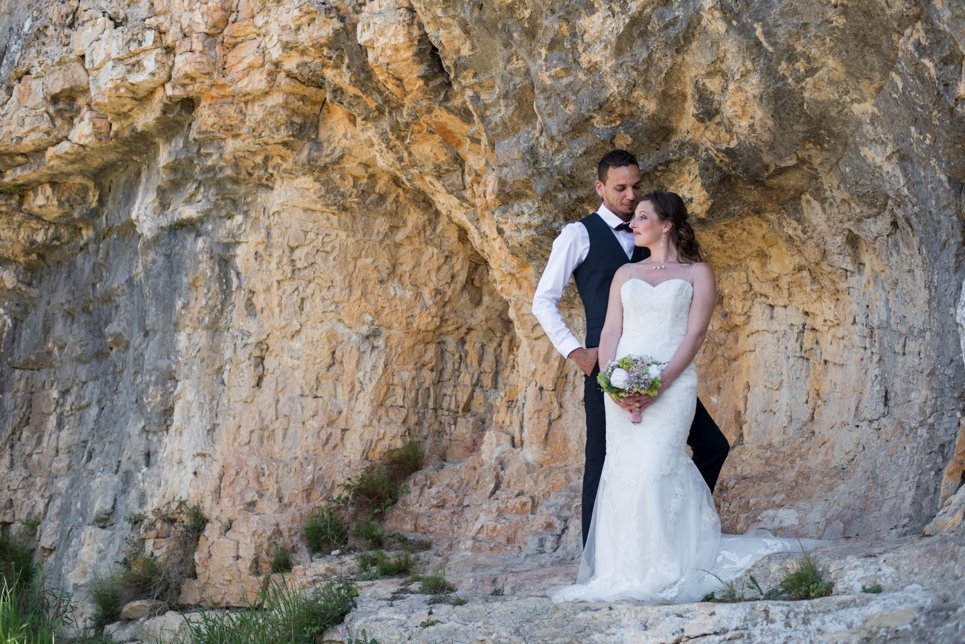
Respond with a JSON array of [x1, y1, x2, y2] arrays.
[[641, 191, 704, 265]]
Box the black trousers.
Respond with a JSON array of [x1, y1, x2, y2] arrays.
[[581, 372, 730, 547]]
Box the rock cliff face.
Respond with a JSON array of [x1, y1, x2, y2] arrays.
[[0, 0, 962, 607]]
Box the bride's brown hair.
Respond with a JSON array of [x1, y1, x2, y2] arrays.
[[640, 191, 704, 265]]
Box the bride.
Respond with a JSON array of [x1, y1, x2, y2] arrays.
[[552, 191, 812, 603]]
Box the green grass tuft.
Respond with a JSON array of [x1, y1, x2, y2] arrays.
[[430, 594, 467, 606], [703, 551, 834, 603], [89, 571, 123, 628], [343, 466, 397, 511], [0, 532, 35, 595], [411, 573, 455, 595], [339, 439, 426, 516], [90, 548, 179, 629], [182, 576, 357, 643], [149, 500, 209, 540], [0, 528, 74, 641], [384, 439, 424, 479], [702, 575, 748, 602], [386, 532, 431, 554], [303, 507, 348, 554], [270, 545, 293, 574], [357, 550, 413, 579], [779, 552, 834, 600], [91, 497, 208, 627], [121, 551, 178, 603], [0, 578, 56, 643], [862, 583, 883, 594], [181, 504, 209, 540], [346, 628, 379, 644], [353, 520, 384, 549]]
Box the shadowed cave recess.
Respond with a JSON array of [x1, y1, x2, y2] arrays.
[[0, 0, 961, 607]]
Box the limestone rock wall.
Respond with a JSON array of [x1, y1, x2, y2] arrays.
[[0, 0, 962, 605]]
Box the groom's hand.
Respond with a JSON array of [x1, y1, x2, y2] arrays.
[[568, 347, 598, 376]]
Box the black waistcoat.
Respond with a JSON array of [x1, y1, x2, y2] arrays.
[[573, 213, 650, 348]]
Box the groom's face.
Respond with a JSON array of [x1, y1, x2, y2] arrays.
[[595, 165, 642, 220]]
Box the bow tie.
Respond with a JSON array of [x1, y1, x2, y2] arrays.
[[614, 222, 631, 232]]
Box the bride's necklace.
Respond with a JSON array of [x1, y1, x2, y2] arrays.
[[646, 258, 678, 271]]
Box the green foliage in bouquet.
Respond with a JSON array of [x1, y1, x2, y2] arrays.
[[596, 376, 622, 396]]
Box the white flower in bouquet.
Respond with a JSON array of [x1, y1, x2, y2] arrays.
[[609, 367, 630, 389]]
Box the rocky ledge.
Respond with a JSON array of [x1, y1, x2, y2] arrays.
[[101, 532, 963, 643]]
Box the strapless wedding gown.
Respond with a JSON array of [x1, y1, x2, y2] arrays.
[[552, 278, 817, 603]]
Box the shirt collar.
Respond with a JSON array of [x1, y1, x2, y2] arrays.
[[597, 203, 631, 229]]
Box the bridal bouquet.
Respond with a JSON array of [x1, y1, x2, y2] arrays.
[[597, 355, 665, 423]]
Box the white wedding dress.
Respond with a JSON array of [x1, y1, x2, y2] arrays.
[[552, 278, 818, 604]]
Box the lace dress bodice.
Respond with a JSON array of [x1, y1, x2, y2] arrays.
[[616, 278, 693, 363]]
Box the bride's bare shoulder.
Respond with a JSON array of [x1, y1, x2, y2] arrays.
[[691, 262, 714, 276], [614, 262, 635, 279], [690, 262, 715, 287]]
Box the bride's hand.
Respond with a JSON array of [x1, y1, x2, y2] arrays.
[[615, 392, 649, 413], [637, 392, 659, 411], [615, 391, 662, 414]]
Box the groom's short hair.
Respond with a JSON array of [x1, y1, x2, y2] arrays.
[[597, 150, 639, 182]]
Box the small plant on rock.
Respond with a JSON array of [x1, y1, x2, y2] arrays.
[[89, 500, 209, 629], [346, 628, 379, 644], [120, 550, 178, 603], [270, 545, 293, 574], [703, 549, 833, 603], [353, 520, 384, 549], [411, 573, 455, 595], [139, 499, 208, 582], [701, 573, 780, 603], [386, 532, 431, 554], [89, 571, 123, 629], [0, 531, 35, 593], [779, 551, 834, 599], [339, 439, 426, 516], [430, 594, 467, 606], [384, 439, 424, 479], [90, 547, 178, 628], [341, 466, 397, 512], [150, 499, 208, 539], [182, 575, 358, 643], [357, 550, 413, 579], [304, 507, 348, 554], [0, 576, 73, 643], [0, 524, 74, 642]]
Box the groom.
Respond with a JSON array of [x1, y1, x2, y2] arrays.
[[532, 149, 730, 546]]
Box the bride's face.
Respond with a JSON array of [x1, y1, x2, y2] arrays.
[[630, 201, 671, 247]]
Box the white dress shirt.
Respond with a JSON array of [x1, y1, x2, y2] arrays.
[[532, 203, 636, 358]]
